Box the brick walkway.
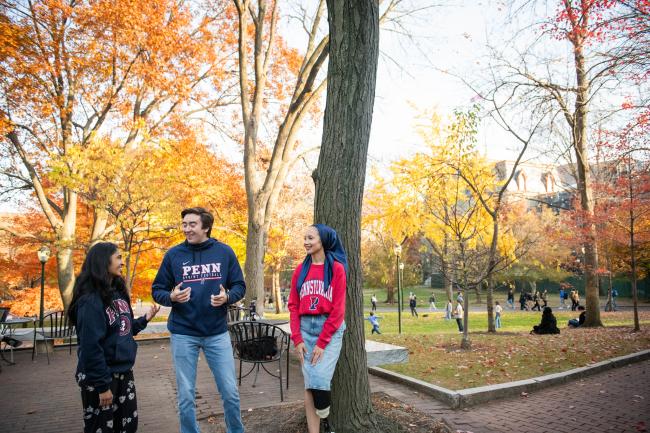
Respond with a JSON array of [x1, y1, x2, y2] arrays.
[[369, 362, 650, 433], [1, 339, 648, 432], [0, 339, 306, 433]]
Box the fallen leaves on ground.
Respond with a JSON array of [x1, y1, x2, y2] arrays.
[[373, 317, 650, 390]]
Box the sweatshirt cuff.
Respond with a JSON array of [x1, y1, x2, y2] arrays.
[[291, 335, 304, 347], [96, 381, 111, 393], [315, 338, 329, 349]]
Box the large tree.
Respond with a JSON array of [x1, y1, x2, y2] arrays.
[[0, 0, 235, 307], [230, 0, 405, 314], [480, 0, 649, 326], [312, 0, 379, 431]]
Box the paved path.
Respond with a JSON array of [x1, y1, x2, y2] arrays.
[[1, 339, 648, 432], [370, 361, 650, 433]]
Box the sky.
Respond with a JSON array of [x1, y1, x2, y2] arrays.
[[280, 0, 523, 173], [1, 1, 539, 213]]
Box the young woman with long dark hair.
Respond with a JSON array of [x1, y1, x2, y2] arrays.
[[68, 242, 159, 433], [288, 224, 347, 433]]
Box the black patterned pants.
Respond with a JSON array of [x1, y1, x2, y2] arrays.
[[79, 370, 138, 433]]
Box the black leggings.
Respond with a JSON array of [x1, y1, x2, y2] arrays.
[[79, 370, 138, 433]]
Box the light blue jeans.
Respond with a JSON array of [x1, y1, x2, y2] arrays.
[[300, 315, 345, 391], [170, 332, 244, 433], [495, 313, 501, 329]]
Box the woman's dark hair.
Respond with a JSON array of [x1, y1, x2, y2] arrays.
[[542, 306, 553, 316], [68, 242, 127, 326]]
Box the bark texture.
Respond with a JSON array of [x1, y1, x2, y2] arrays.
[[313, 0, 379, 431]]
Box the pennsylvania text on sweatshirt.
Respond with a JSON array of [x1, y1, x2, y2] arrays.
[[75, 291, 148, 393], [288, 262, 346, 349], [152, 238, 246, 337]]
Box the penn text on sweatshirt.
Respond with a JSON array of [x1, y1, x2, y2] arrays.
[[288, 262, 346, 349], [74, 291, 148, 393], [151, 238, 246, 337]]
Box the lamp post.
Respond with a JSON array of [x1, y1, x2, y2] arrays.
[[37, 245, 51, 327], [394, 244, 402, 334], [399, 261, 405, 309]]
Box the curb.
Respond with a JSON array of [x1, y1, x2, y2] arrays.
[[369, 348, 650, 409]]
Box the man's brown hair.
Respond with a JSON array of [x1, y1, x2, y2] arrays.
[[181, 207, 214, 238]]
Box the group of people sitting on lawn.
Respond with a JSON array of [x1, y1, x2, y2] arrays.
[[530, 305, 587, 335]]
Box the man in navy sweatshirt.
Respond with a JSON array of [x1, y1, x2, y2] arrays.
[[152, 207, 246, 433]]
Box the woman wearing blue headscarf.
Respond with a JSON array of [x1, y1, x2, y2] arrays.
[[288, 224, 347, 433]]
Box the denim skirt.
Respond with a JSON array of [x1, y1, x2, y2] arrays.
[[300, 315, 346, 391]]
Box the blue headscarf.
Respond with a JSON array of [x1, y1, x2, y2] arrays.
[[296, 224, 348, 295]]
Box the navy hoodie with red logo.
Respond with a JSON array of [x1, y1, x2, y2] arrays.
[[74, 291, 148, 393], [151, 238, 246, 337]]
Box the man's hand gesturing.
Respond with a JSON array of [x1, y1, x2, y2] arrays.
[[211, 285, 228, 307], [170, 282, 191, 303]]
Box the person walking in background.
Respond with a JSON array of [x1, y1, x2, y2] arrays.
[[507, 286, 515, 309], [366, 312, 382, 334], [519, 291, 527, 310], [455, 300, 464, 332], [495, 301, 503, 329], [371, 293, 378, 312], [445, 299, 453, 320], [611, 288, 618, 311], [429, 292, 438, 311], [409, 295, 419, 317], [69, 242, 160, 433], [559, 287, 565, 309], [152, 207, 246, 433], [531, 290, 542, 311], [541, 289, 548, 308]]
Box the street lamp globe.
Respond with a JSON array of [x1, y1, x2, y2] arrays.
[[36, 245, 51, 326], [399, 262, 404, 270], [394, 244, 402, 256], [37, 245, 51, 264]]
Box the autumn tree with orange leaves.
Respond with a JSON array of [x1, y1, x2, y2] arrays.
[[0, 0, 239, 307]]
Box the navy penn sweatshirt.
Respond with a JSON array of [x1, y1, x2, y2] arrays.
[[151, 238, 246, 337], [74, 291, 148, 393]]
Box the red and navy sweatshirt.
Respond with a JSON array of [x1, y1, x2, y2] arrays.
[[288, 261, 346, 349], [74, 291, 148, 393]]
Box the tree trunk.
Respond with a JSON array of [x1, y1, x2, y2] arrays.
[[473, 285, 482, 304], [314, 1, 379, 431], [604, 255, 613, 312], [486, 211, 500, 332], [385, 286, 395, 304], [572, 31, 602, 327], [458, 242, 471, 349], [244, 216, 266, 315], [272, 268, 283, 314], [90, 208, 110, 245], [629, 169, 640, 332], [486, 278, 495, 332], [442, 235, 453, 302], [57, 189, 78, 310]]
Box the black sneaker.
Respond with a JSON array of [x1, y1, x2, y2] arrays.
[[320, 418, 333, 433]]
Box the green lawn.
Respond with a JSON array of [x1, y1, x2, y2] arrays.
[[367, 310, 650, 390], [266, 309, 650, 391], [361, 285, 646, 311]]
